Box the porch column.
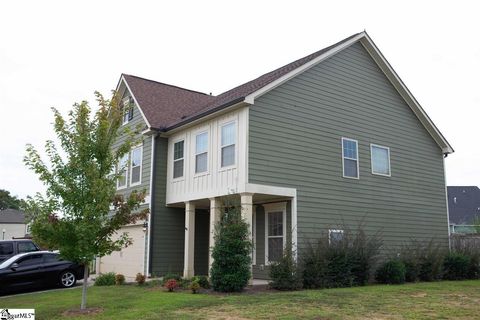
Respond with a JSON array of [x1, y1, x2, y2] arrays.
[[183, 201, 195, 278], [208, 197, 221, 275], [240, 192, 254, 283]]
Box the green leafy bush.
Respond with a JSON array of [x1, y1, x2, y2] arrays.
[[210, 203, 252, 292], [135, 273, 146, 285], [115, 274, 125, 285], [301, 225, 382, 289], [269, 244, 302, 291], [162, 273, 181, 284], [450, 236, 480, 279], [398, 239, 445, 282], [443, 252, 471, 280], [190, 280, 200, 294], [94, 272, 116, 286], [375, 259, 406, 284], [192, 275, 210, 289]]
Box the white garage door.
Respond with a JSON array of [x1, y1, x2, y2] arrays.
[[99, 225, 145, 279]]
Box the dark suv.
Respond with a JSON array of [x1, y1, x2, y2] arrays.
[[0, 240, 40, 263]]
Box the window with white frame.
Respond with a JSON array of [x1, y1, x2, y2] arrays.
[[220, 122, 236, 167], [195, 132, 208, 173], [122, 97, 134, 125], [342, 138, 359, 178], [173, 140, 184, 179], [130, 145, 142, 185], [371, 144, 391, 176], [265, 203, 286, 263], [329, 229, 344, 245], [117, 154, 128, 189]]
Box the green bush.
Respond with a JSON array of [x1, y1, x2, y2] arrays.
[[190, 280, 200, 294], [450, 236, 480, 279], [269, 245, 302, 291], [210, 203, 252, 292], [94, 272, 116, 286], [115, 274, 126, 285], [397, 239, 445, 282], [375, 260, 406, 284], [192, 275, 210, 289], [162, 273, 181, 284], [301, 225, 382, 289], [443, 252, 471, 280]]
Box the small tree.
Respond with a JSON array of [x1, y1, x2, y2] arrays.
[[24, 92, 148, 310], [210, 203, 252, 292]]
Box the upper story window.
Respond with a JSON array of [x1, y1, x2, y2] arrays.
[[130, 145, 143, 185], [342, 138, 359, 179], [371, 144, 391, 176], [122, 97, 134, 125], [173, 140, 185, 179], [195, 132, 208, 174], [220, 122, 236, 167], [117, 154, 128, 189]]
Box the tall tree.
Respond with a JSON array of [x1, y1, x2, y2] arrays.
[[24, 92, 148, 310], [0, 189, 27, 210]]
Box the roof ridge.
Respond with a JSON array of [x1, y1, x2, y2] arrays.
[[123, 74, 213, 97]]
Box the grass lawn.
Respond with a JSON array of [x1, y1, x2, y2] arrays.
[[1, 280, 480, 319]]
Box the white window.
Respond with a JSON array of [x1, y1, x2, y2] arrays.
[[130, 145, 142, 186], [122, 97, 133, 125], [371, 144, 391, 176], [264, 203, 287, 264], [342, 138, 359, 179], [173, 140, 184, 179], [117, 154, 128, 189], [329, 229, 344, 245], [220, 122, 236, 168], [195, 132, 208, 174]]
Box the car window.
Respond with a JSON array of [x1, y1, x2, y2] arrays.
[[16, 254, 43, 267], [17, 242, 38, 253], [43, 254, 60, 263], [0, 243, 14, 255]]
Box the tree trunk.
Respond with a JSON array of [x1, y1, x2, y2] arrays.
[[80, 263, 89, 310]]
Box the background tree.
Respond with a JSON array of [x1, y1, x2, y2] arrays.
[[210, 201, 252, 292], [0, 189, 27, 210], [24, 92, 148, 310]]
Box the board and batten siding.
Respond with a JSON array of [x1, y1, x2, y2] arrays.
[[248, 42, 449, 252]]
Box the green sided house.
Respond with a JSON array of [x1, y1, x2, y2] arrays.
[[96, 32, 453, 280]]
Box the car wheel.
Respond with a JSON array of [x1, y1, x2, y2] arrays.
[[59, 270, 76, 288]]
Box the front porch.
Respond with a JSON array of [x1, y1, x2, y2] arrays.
[[170, 192, 295, 280]]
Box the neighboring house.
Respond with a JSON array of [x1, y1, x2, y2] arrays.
[[0, 209, 28, 240], [448, 186, 480, 234], [97, 31, 453, 279]]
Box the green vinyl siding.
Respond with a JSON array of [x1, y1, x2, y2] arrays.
[[248, 42, 449, 254]]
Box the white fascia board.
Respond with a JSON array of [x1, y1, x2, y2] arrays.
[[244, 32, 366, 104], [117, 75, 152, 129], [359, 34, 454, 154]]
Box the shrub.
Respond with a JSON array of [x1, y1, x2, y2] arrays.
[[301, 225, 382, 289], [210, 203, 252, 292], [443, 252, 471, 280], [451, 235, 480, 279], [269, 244, 302, 291], [398, 239, 445, 282], [135, 273, 146, 285], [375, 259, 406, 284], [94, 272, 115, 286], [192, 275, 210, 289], [115, 274, 126, 285], [162, 273, 181, 284], [164, 279, 178, 292], [190, 280, 200, 294]]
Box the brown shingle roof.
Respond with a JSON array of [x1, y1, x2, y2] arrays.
[[123, 32, 362, 131]]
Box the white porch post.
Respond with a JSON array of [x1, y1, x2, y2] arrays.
[[183, 201, 195, 278], [240, 193, 254, 283], [208, 197, 221, 276]]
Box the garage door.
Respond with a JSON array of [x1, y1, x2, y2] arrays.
[[99, 225, 145, 278]]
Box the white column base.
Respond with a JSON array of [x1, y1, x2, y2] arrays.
[[240, 193, 254, 284], [208, 197, 221, 276], [183, 201, 195, 278]]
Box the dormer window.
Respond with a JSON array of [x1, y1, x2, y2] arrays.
[[122, 97, 134, 125]]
